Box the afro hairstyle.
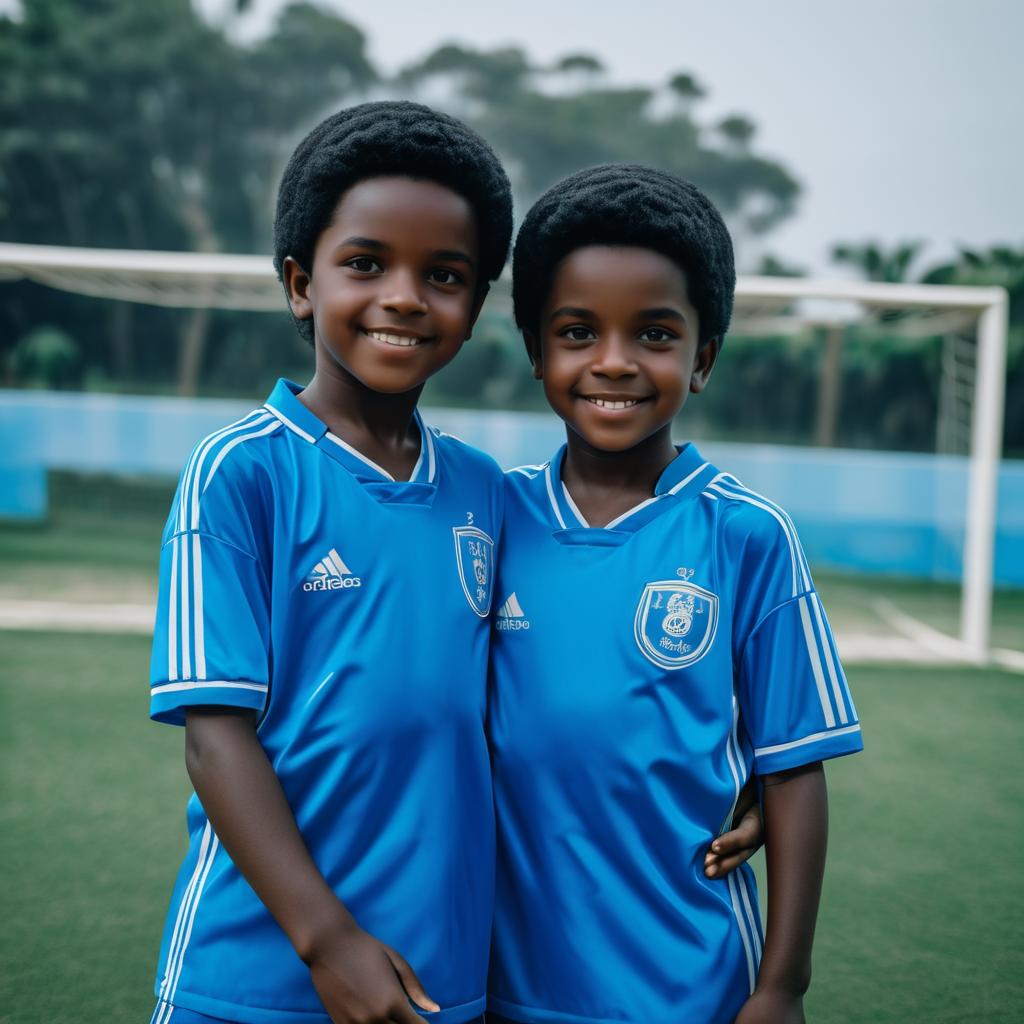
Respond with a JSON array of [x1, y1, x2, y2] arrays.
[[512, 164, 735, 351], [273, 101, 513, 343]]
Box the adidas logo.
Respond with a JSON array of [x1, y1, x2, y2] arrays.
[[302, 548, 362, 592], [496, 592, 530, 631]]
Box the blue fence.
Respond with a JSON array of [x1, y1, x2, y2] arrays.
[[2, 389, 1022, 585]]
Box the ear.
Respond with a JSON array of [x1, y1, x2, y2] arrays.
[[524, 330, 543, 379], [465, 283, 490, 339], [689, 337, 720, 394], [282, 256, 314, 323]]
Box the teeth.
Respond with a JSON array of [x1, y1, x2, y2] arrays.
[[586, 398, 641, 410], [367, 330, 422, 347]]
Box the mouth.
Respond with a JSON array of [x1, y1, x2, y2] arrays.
[[580, 395, 649, 411], [363, 328, 433, 348]]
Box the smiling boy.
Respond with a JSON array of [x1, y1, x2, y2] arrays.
[[147, 102, 511, 1024], [487, 165, 863, 1024]]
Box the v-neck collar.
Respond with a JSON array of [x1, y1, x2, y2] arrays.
[[263, 378, 437, 484], [543, 442, 713, 535]]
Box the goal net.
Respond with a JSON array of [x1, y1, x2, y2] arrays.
[[0, 242, 1014, 669]]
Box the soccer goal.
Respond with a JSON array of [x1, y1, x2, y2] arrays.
[[0, 242, 1012, 667]]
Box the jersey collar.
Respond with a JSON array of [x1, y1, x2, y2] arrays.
[[543, 442, 714, 536], [263, 378, 437, 485]]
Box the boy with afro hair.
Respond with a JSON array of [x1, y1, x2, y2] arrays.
[[147, 101, 511, 1024], [487, 165, 862, 1024]]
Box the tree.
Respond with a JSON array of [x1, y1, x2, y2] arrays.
[[399, 44, 799, 241], [0, 0, 376, 394], [830, 240, 924, 283], [717, 115, 756, 153], [668, 71, 705, 114], [554, 53, 605, 75]]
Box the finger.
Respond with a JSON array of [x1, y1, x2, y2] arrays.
[[713, 848, 757, 874], [735, 804, 763, 839], [390, 1000, 427, 1024], [383, 946, 439, 1013], [708, 830, 745, 856]]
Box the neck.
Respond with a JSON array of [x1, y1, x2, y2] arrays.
[[562, 425, 679, 500], [299, 360, 422, 449]]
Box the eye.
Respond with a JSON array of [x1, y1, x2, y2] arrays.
[[561, 325, 595, 342], [639, 327, 676, 343], [428, 268, 464, 286], [344, 256, 381, 274]]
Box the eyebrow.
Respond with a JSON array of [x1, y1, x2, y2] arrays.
[[336, 236, 386, 252], [433, 249, 475, 267], [548, 306, 594, 321], [638, 307, 688, 323], [548, 305, 688, 323], [334, 238, 474, 267]]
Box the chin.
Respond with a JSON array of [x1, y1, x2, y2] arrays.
[[571, 425, 646, 453]]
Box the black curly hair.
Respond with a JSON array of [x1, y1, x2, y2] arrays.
[[512, 164, 735, 350], [273, 101, 513, 343]]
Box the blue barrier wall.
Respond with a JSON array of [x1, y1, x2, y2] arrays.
[[2, 389, 1022, 585]]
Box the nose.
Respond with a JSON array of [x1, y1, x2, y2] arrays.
[[590, 333, 638, 378], [380, 266, 428, 317]]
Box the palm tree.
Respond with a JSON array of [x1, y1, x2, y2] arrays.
[[667, 71, 705, 115], [830, 240, 923, 283], [717, 115, 756, 153]]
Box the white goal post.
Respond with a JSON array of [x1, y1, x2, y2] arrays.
[[0, 242, 1010, 663]]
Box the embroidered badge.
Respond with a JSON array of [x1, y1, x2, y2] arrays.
[[452, 526, 494, 617], [633, 580, 719, 669]]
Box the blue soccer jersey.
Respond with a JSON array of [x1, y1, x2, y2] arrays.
[[487, 442, 862, 1024], [148, 379, 501, 1024]]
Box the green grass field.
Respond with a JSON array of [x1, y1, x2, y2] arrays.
[[2, 474, 1023, 1022], [2, 630, 1022, 1023]]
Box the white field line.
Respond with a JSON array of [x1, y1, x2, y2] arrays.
[[0, 599, 155, 634], [1, 597, 1021, 675], [872, 597, 1024, 675]]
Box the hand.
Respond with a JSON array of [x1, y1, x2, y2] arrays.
[[704, 800, 764, 878], [733, 987, 805, 1024], [307, 924, 439, 1024]]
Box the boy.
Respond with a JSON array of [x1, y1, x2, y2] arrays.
[[487, 165, 863, 1024], [147, 101, 513, 1024]]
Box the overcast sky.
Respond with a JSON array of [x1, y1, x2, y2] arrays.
[[7, 0, 1020, 273], [220, 0, 1021, 274]]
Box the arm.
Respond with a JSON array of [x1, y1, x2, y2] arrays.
[[733, 762, 828, 1024], [705, 775, 764, 878], [185, 707, 437, 1024]]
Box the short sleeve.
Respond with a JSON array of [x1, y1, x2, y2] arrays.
[[739, 590, 863, 774], [148, 441, 271, 726]]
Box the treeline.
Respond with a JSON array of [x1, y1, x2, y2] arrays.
[[1, 1, 1021, 455]]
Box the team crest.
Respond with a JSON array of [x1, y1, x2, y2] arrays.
[[452, 526, 494, 617], [633, 581, 719, 670]]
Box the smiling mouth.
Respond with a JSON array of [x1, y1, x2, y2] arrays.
[[582, 396, 646, 410], [363, 329, 432, 347]]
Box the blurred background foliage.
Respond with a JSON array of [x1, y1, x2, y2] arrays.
[[1, 0, 1021, 454]]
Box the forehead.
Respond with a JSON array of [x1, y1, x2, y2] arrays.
[[547, 245, 691, 310], [326, 175, 478, 252]]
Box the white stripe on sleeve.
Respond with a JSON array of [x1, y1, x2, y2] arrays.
[[167, 536, 179, 682], [798, 596, 836, 728], [812, 592, 847, 724]]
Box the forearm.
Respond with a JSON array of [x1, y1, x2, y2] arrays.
[[185, 707, 354, 962], [756, 762, 828, 997]]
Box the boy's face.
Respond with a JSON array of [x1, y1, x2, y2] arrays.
[[530, 245, 717, 453], [285, 176, 484, 395]]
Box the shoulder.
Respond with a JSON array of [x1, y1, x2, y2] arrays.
[[172, 408, 285, 533], [701, 471, 799, 550], [184, 405, 285, 473], [430, 426, 503, 483], [503, 461, 548, 496], [700, 471, 812, 602]]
